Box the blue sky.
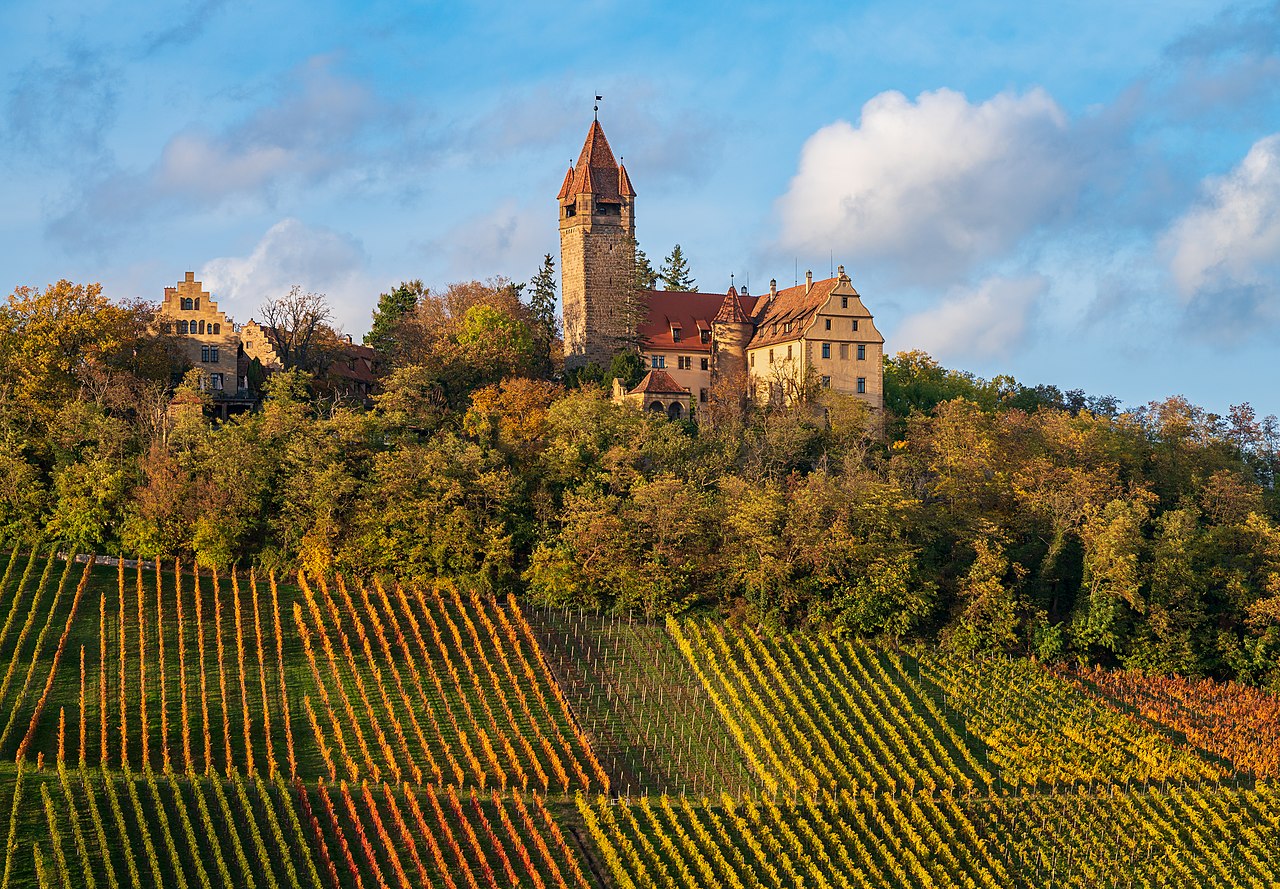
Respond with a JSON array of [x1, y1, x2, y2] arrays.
[[3, 0, 1279, 415]]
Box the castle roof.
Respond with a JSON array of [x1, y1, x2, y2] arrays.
[[638, 289, 761, 353], [628, 368, 690, 396], [749, 275, 845, 348], [561, 120, 632, 203], [713, 285, 753, 325]]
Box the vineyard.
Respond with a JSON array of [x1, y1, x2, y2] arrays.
[[1, 549, 1279, 887]]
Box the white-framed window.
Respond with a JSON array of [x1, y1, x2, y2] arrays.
[[678, 356, 692, 370], [650, 355, 665, 369]]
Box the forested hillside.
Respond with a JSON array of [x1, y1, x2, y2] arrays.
[[2, 279, 1278, 686]]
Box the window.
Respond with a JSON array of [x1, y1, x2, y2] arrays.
[[210, 346, 219, 363], [768, 349, 774, 364], [198, 320, 205, 334], [825, 318, 831, 330], [700, 330, 711, 344], [852, 319, 859, 331], [841, 297, 849, 309], [180, 297, 193, 310], [787, 344, 793, 359], [840, 343, 849, 360], [821, 375, 831, 388], [857, 377, 866, 394], [201, 346, 210, 362], [857, 344, 866, 361], [672, 327, 682, 342], [212, 323, 220, 335], [750, 354, 755, 368], [821, 343, 831, 359], [783, 322, 792, 333], [194, 298, 200, 310], [678, 356, 692, 370], [700, 357, 708, 371], [699, 388, 708, 403], [210, 373, 224, 391], [650, 355, 665, 369], [178, 320, 189, 334]]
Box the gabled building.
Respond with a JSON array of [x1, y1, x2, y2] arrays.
[[559, 119, 885, 412]]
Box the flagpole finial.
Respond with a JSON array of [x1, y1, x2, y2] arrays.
[[594, 94, 603, 120]]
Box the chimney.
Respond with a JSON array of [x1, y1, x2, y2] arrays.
[[769, 278, 777, 300], [185, 271, 195, 282], [805, 270, 813, 293]]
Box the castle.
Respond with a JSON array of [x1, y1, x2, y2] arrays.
[[558, 119, 885, 417], [156, 272, 375, 416]]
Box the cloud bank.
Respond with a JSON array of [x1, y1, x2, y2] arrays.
[[1162, 133, 1280, 335], [894, 275, 1046, 362], [776, 88, 1081, 282]]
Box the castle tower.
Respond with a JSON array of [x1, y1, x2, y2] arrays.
[[710, 284, 754, 392], [558, 119, 636, 369]]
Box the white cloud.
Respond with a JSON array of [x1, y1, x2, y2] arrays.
[[776, 88, 1080, 282], [48, 56, 399, 250], [1162, 134, 1280, 332], [894, 274, 1046, 361], [419, 200, 550, 282], [200, 217, 373, 334]]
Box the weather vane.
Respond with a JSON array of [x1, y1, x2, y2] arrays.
[[594, 94, 603, 120]]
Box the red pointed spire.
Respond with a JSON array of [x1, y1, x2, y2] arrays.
[[618, 163, 635, 197], [556, 165, 574, 200], [713, 284, 752, 325], [562, 120, 630, 203]]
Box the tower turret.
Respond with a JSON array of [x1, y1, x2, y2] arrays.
[[559, 119, 637, 369], [710, 284, 754, 393]]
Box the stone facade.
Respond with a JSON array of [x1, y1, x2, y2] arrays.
[[157, 272, 241, 395], [558, 120, 637, 370]]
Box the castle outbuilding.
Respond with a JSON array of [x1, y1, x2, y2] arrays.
[[559, 119, 884, 412]]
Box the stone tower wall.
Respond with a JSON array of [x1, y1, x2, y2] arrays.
[[560, 194, 636, 369], [158, 273, 240, 391], [710, 321, 752, 390]]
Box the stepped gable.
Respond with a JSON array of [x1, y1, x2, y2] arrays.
[[628, 368, 690, 395], [749, 275, 842, 348], [562, 120, 627, 202], [638, 288, 760, 353], [713, 284, 753, 325]]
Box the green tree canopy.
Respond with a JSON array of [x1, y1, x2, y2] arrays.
[[659, 244, 697, 292]]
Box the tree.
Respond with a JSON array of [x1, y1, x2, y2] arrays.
[[526, 256, 559, 343], [659, 244, 697, 292], [259, 286, 338, 373], [634, 244, 658, 290], [365, 280, 424, 359]]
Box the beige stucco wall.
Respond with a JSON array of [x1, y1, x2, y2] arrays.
[[641, 349, 710, 404]]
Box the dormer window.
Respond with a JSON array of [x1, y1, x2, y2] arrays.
[[700, 330, 710, 344], [671, 327, 682, 342], [783, 322, 792, 334]]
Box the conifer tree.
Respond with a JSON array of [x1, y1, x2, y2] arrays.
[[634, 245, 658, 290], [526, 255, 559, 344], [659, 244, 697, 292], [364, 280, 424, 358]]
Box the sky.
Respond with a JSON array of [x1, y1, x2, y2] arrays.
[[2, 0, 1279, 415]]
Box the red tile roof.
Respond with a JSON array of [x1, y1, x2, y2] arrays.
[[748, 276, 842, 348], [562, 120, 629, 203], [628, 369, 689, 395], [713, 286, 753, 324], [638, 289, 761, 353]]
